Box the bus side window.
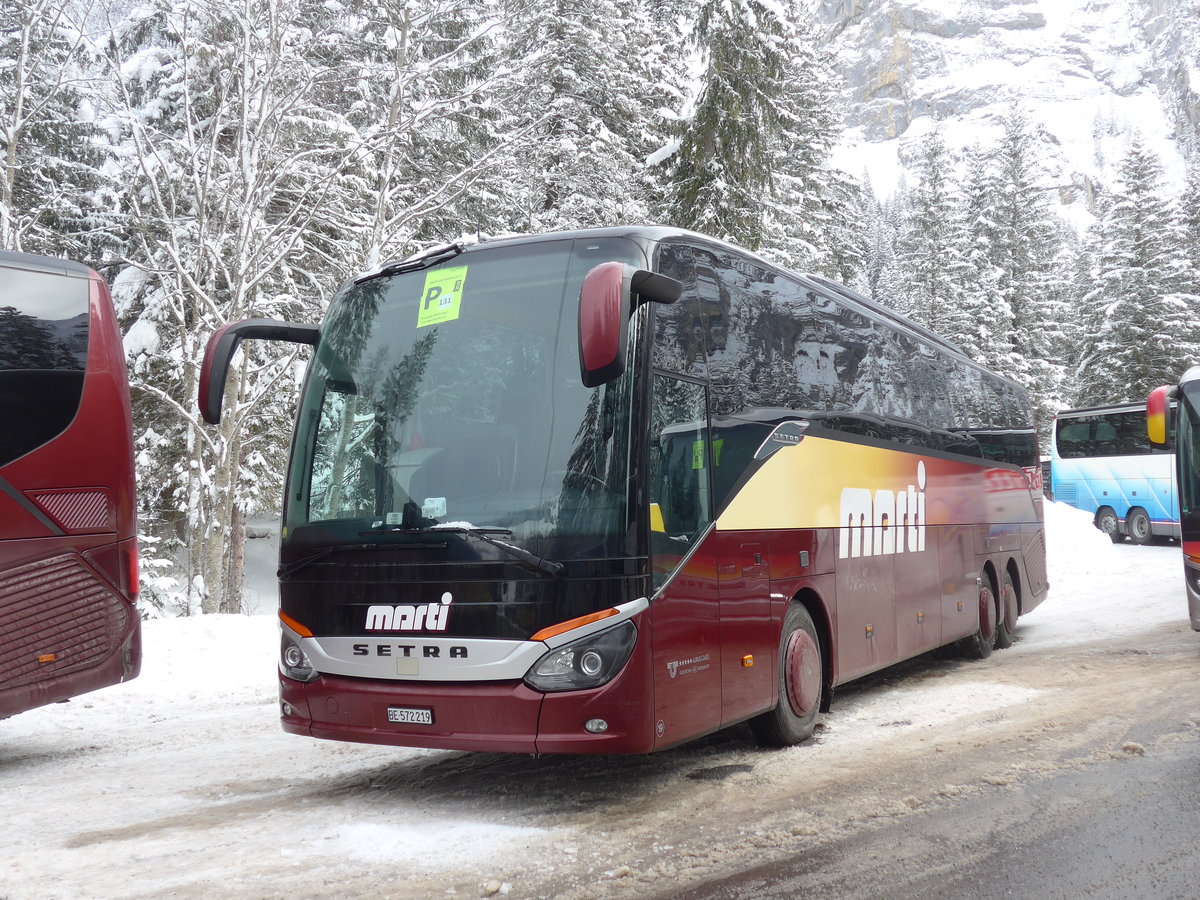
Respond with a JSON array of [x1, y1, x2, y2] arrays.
[[649, 373, 711, 591]]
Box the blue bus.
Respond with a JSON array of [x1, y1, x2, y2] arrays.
[[1051, 402, 1177, 543]]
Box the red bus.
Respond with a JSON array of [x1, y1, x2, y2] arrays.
[[1149, 369, 1200, 629], [201, 227, 1047, 753], [0, 250, 140, 719]]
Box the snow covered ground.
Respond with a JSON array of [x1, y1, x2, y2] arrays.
[[0, 501, 1191, 899]]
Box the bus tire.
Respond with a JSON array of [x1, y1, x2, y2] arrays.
[[995, 569, 1018, 649], [960, 572, 998, 659], [1126, 507, 1153, 545], [1096, 507, 1123, 543], [751, 604, 822, 747]]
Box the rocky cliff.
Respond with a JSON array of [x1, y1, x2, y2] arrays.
[[818, 0, 1200, 213]]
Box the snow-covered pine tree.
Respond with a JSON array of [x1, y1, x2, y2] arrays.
[[957, 145, 1011, 369], [1074, 140, 1199, 407], [863, 187, 906, 309], [759, 10, 864, 283], [664, 0, 792, 249], [0, 0, 113, 259], [321, 0, 515, 266], [1179, 154, 1200, 285], [497, 0, 681, 234], [979, 106, 1067, 430], [894, 127, 974, 343], [108, 0, 365, 614]]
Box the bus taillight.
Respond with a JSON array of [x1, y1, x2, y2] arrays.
[[123, 538, 139, 602]]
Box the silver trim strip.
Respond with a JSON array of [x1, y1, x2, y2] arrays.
[[281, 596, 650, 682], [302, 635, 545, 681]]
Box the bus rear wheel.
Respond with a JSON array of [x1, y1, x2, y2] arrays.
[[751, 603, 822, 747], [960, 573, 998, 659], [1096, 507, 1123, 543], [995, 570, 1018, 649], [1126, 507, 1153, 545]]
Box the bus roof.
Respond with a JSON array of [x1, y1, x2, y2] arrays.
[[401, 225, 1012, 391], [0, 248, 93, 278], [1056, 400, 1163, 418], [1179, 366, 1200, 388]]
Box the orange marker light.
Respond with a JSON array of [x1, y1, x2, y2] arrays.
[[531, 608, 620, 642], [38, 653, 58, 664], [279, 610, 313, 637], [741, 655, 754, 667]]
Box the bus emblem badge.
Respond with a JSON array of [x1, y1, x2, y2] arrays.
[[365, 592, 454, 632], [667, 661, 680, 678]]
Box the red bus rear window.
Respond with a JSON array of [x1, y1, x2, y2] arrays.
[[0, 264, 89, 467]]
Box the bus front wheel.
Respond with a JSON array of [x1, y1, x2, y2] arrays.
[[1126, 507, 1153, 545], [1096, 507, 1123, 543], [751, 603, 822, 747]]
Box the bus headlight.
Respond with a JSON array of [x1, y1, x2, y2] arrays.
[[280, 634, 318, 683], [524, 620, 637, 692]]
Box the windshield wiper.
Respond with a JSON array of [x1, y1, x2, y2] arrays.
[[279, 540, 448, 579], [355, 241, 465, 284], [366, 525, 566, 577]]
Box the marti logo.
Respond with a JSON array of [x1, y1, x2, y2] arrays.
[[838, 461, 928, 559], [365, 592, 453, 632]]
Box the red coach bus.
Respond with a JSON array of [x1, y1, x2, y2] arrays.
[[1149, 368, 1200, 630], [0, 250, 140, 719], [201, 227, 1047, 753]]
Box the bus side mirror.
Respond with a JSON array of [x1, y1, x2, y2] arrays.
[[199, 318, 320, 425], [1146, 384, 1174, 446], [578, 262, 681, 388]]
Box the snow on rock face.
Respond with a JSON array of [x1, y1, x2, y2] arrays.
[[818, 0, 1194, 208]]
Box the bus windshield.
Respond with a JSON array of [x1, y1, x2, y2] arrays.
[[285, 236, 644, 561], [1177, 382, 1200, 517]]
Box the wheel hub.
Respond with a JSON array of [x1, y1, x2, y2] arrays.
[[979, 585, 997, 641], [785, 628, 820, 717], [1002, 581, 1017, 632]]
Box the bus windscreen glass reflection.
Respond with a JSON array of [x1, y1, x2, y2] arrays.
[[290, 238, 644, 561]]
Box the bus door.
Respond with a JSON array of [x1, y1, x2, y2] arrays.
[[648, 374, 722, 747], [716, 533, 773, 725]]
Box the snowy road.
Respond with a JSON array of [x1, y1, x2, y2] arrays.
[[3, 502, 1199, 900]]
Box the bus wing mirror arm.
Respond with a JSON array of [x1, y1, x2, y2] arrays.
[[578, 262, 682, 388], [199, 318, 320, 425]]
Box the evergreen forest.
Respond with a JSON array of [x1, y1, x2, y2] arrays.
[[5, 0, 1200, 614]]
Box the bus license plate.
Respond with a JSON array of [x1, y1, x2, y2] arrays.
[[387, 706, 433, 725]]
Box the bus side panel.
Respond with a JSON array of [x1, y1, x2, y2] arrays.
[[650, 537, 722, 751], [716, 530, 776, 727], [936, 523, 979, 645], [834, 547, 895, 683], [895, 526, 943, 659], [0, 491, 59, 541]]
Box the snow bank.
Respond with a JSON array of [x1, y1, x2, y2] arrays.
[[1022, 500, 1185, 647]]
